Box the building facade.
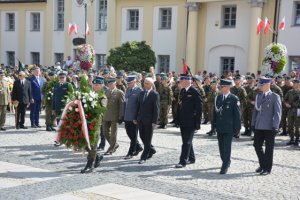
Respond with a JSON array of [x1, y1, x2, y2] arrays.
[[0, 0, 299, 75]]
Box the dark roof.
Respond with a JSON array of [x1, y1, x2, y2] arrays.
[[0, 0, 46, 3]]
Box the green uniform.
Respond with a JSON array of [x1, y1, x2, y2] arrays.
[[230, 86, 247, 111], [171, 84, 181, 122], [206, 88, 219, 124], [116, 83, 126, 93], [284, 89, 300, 139], [159, 85, 173, 126], [243, 85, 255, 132], [280, 84, 293, 133], [271, 84, 283, 100], [202, 84, 211, 122], [42, 78, 58, 127], [154, 80, 162, 94]]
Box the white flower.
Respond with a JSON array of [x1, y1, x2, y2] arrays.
[[82, 99, 86, 103], [47, 97, 50, 100], [75, 108, 79, 112], [91, 101, 96, 108], [84, 104, 87, 108], [69, 107, 73, 111], [89, 98, 93, 102], [74, 101, 78, 105]]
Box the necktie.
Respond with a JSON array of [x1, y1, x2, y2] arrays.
[[143, 91, 148, 102], [222, 95, 225, 102], [263, 93, 266, 99], [36, 77, 40, 86], [21, 80, 24, 87]]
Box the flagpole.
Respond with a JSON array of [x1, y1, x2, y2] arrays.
[[84, 3, 87, 44], [273, 0, 281, 43]]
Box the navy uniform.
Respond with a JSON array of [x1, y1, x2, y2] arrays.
[[212, 79, 241, 174], [252, 78, 282, 175], [175, 75, 202, 168]]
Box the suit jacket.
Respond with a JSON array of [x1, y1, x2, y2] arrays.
[[123, 86, 142, 121], [0, 80, 10, 106], [136, 90, 160, 125], [103, 88, 125, 122], [212, 93, 241, 134], [176, 87, 202, 128], [29, 76, 45, 101], [11, 79, 32, 104], [251, 91, 282, 130]]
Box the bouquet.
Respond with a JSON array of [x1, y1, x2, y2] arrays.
[[76, 44, 96, 71], [262, 43, 287, 74]]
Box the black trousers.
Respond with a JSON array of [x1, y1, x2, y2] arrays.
[[253, 130, 275, 172], [17, 103, 27, 127], [138, 121, 155, 160], [179, 127, 195, 165], [217, 132, 233, 169], [125, 121, 142, 155]]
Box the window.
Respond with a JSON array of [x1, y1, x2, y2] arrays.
[[98, 0, 107, 30], [31, 12, 40, 31], [289, 56, 300, 71], [294, 2, 300, 25], [7, 51, 15, 66], [56, 0, 64, 30], [6, 13, 15, 31], [222, 5, 236, 28], [128, 9, 139, 30], [158, 55, 170, 73], [159, 8, 172, 29], [31, 52, 40, 65], [221, 57, 235, 75], [96, 54, 106, 69], [54, 53, 64, 64]]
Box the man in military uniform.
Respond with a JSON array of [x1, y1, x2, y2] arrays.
[[171, 77, 181, 124], [154, 73, 162, 93], [284, 79, 300, 145], [212, 79, 241, 174], [252, 78, 281, 175], [81, 76, 107, 173], [116, 71, 126, 93], [276, 75, 284, 87], [103, 77, 125, 155], [0, 70, 10, 131], [242, 76, 256, 136], [230, 76, 247, 138], [193, 76, 205, 99], [158, 75, 172, 129], [267, 74, 283, 100], [206, 80, 219, 136], [279, 76, 293, 136], [202, 77, 211, 124]]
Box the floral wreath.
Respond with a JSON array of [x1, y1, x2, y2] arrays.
[[262, 43, 287, 75], [77, 44, 96, 71]]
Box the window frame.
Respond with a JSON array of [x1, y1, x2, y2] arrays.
[[54, 53, 64, 64], [97, 0, 107, 31], [159, 8, 172, 30], [127, 9, 139, 30], [6, 51, 15, 66], [157, 55, 170, 73], [31, 12, 40, 31], [31, 52, 40, 66], [96, 54, 106, 70], [222, 5, 237, 28], [294, 1, 300, 26], [56, 0, 64, 31], [221, 57, 235, 75], [6, 13, 15, 31]]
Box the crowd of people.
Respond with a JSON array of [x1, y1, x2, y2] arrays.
[[0, 59, 299, 175]]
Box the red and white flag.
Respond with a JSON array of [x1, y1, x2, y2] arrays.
[[264, 17, 271, 34], [279, 17, 285, 30], [256, 18, 264, 35], [74, 24, 78, 34], [68, 23, 75, 36], [86, 23, 90, 36]]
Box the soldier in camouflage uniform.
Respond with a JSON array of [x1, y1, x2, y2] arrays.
[[206, 80, 219, 136], [276, 75, 284, 88], [279, 76, 293, 135], [284, 79, 300, 146], [230, 76, 247, 138], [158, 75, 173, 129], [193, 76, 206, 100], [154, 74, 162, 93], [202, 77, 211, 124], [116, 71, 126, 93], [171, 77, 181, 124], [267, 74, 283, 100], [242, 76, 256, 136], [81, 76, 107, 173]]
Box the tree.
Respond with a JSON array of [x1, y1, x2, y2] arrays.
[[107, 41, 156, 72]]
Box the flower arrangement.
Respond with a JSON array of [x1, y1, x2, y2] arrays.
[[76, 44, 96, 71], [263, 43, 287, 74], [56, 76, 106, 151]]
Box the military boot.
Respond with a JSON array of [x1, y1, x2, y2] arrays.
[[50, 125, 56, 131], [94, 154, 103, 168], [286, 137, 295, 145], [80, 160, 94, 173], [46, 125, 52, 131]]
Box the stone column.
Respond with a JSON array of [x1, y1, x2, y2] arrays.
[[185, 2, 200, 74], [247, 0, 266, 73]]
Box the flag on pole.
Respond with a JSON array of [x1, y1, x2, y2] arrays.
[[86, 23, 90, 36], [183, 62, 188, 75], [279, 17, 285, 31], [256, 18, 264, 35], [264, 17, 271, 34], [74, 24, 78, 34], [68, 23, 75, 36]]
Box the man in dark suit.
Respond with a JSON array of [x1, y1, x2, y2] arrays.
[[212, 79, 241, 174], [29, 67, 45, 128], [134, 77, 160, 164], [11, 71, 32, 129], [252, 78, 282, 175], [175, 75, 202, 168]]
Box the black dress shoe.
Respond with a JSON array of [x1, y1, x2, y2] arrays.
[[138, 160, 146, 164], [81, 160, 94, 173], [255, 167, 263, 173], [94, 155, 103, 168], [147, 149, 156, 159], [0, 127, 6, 131], [175, 163, 186, 168], [260, 170, 270, 175], [294, 140, 299, 147], [220, 168, 228, 174], [16, 126, 20, 130], [233, 135, 240, 139], [186, 160, 195, 165], [124, 154, 133, 160], [54, 141, 62, 147], [20, 126, 28, 129], [31, 125, 37, 128], [36, 125, 41, 128], [133, 148, 143, 156]]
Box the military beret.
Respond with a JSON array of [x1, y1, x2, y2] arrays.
[[102, 69, 110, 75], [126, 75, 136, 83], [48, 71, 55, 76], [219, 79, 232, 86], [156, 73, 161, 76], [293, 79, 300, 84], [92, 76, 105, 84], [161, 75, 169, 81], [259, 78, 272, 84], [276, 75, 283, 79], [211, 80, 217, 84], [58, 71, 67, 77], [107, 77, 116, 84], [246, 76, 254, 80], [220, 75, 225, 79], [234, 76, 241, 80], [116, 71, 124, 78], [141, 71, 147, 76], [285, 75, 291, 80]]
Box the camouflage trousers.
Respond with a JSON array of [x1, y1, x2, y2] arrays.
[[203, 101, 209, 121], [160, 102, 170, 125], [45, 106, 55, 126], [207, 103, 214, 123], [288, 111, 300, 138], [280, 106, 288, 132], [243, 106, 253, 129]]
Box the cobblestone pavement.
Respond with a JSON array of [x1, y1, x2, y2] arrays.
[[0, 112, 299, 200]]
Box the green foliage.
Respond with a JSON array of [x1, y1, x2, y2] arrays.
[[274, 57, 287, 74], [271, 44, 280, 54], [107, 41, 156, 72]]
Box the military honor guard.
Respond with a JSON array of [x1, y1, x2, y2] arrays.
[[175, 75, 202, 168], [252, 78, 282, 175], [212, 79, 241, 174]]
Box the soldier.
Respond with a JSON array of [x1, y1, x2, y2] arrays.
[[103, 77, 125, 155], [206, 80, 219, 136], [171, 77, 181, 124], [202, 77, 211, 124], [0, 70, 10, 131], [279, 76, 293, 136], [42, 71, 57, 131], [193, 76, 206, 99], [158, 75, 172, 129], [242, 76, 256, 136], [116, 71, 126, 93], [81, 76, 107, 173], [212, 79, 241, 174], [154, 73, 162, 93], [276, 75, 284, 87], [267, 75, 283, 100], [284, 79, 300, 145], [230, 76, 247, 138], [252, 78, 281, 175]]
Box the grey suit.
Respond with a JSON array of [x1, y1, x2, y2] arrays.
[[251, 91, 282, 173]]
